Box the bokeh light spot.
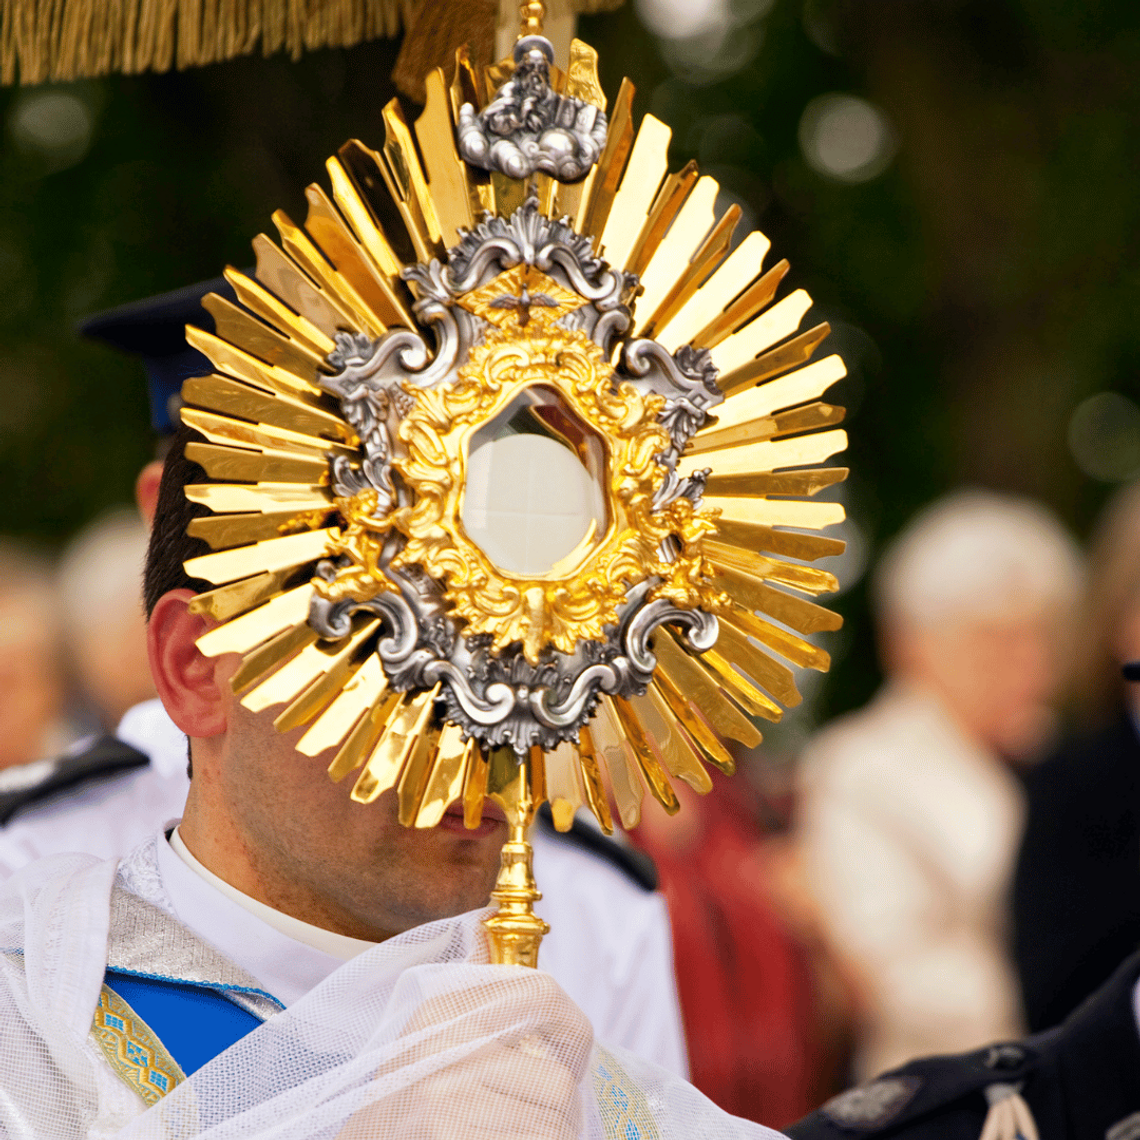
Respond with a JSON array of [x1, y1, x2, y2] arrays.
[[798, 94, 897, 183], [1067, 392, 1140, 482], [9, 92, 93, 170], [635, 0, 729, 40]]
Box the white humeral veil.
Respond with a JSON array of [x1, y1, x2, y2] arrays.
[[0, 847, 786, 1140]]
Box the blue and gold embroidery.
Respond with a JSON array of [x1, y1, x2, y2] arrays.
[[93, 984, 185, 1106], [593, 1046, 660, 1140]]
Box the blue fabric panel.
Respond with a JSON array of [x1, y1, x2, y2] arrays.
[[104, 969, 265, 1076]]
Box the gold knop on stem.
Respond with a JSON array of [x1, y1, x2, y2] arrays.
[[482, 746, 549, 967], [520, 1, 546, 37]]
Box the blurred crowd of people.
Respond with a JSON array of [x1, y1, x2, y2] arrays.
[[627, 480, 1140, 1124], [4, 474, 1140, 1127], [0, 508, 154, 775]]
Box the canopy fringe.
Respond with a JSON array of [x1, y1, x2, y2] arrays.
[[1, 0, 411, 84]]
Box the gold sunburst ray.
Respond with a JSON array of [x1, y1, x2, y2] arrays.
[[174, 22, 848, 968]]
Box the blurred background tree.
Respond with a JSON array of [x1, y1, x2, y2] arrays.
[[2, 0, 1138, 730]]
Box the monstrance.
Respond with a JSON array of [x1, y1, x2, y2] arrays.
[[179, 0, 848, 967]]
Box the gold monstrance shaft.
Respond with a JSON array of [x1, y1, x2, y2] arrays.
[[483, 747, 549, 967]]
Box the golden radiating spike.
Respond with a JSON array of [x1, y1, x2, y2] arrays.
[[590, 697, 644, 829], [639, 201, 740, 341], [252, 235, 347, 341], [721, 604, 831, 671], [624, 160, 699, 280], [245, 616, 378, 713], [273, 626, 379, 733], [223, 267, 336, 358], [607, 693, 680, 814], [633, 175, 719, 334], [180, 408, 355, 463], [327, 690, 403, 782], [232, 625, 320, 695], [598, 115, 671, 269], [188, 567, 299, 623], [352, 686, 440, 804], [379, 100, 444, 264], [713, 563, 845, 635], [545, 740, 586, 832], [528, 743, 548, 808], [713, 517, 846, 562], [272, 210, 385, 338], [397, 721, 444, 826], [463, 740, 490, 828], [705, 541, 841, 597], [450, 44, 485, 120], [688, 400, 846, 455], [202, 293, 327, 380], [196, 582, 315, 657], [654, 229, 770, 352], [576, 78, 635, 241], [184, 442, 330, 486], [649, 673, 739, 774], [717, 322, 832, 398], [485, 744, 518, 800], [325, 154, 405, 279], [413, 722, 471, 828], [566, 38, 605, 107], [677, 428, 848, 480], [690, 644, 785, 722], [634, 686, 713, 794], [184, 527, 337, 588], [692, 259, 790, 351], [187, 511, 328, 552], [185, 328, 326, 403], [185, 482, 333, 515], [652, 630, 759, 750], [703, 495, 846, 531], [768, 400, 848, 438], [572, 728, 613, 835], [702, 467, 848, 501], [303, 184, 415, 329], [298, 653, 389, 757], [490, 172, 530, 220], [549, 40, 606, 223], [711, 289, 814, 375], [708, 621, 801, 708], [710, 354, 847, 433], [415, 68, 477, 247]]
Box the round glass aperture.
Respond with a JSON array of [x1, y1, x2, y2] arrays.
[[462, 385, 609, 577]]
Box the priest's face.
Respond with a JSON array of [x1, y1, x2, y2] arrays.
[[156, 592, 506, 943], [210, 693, 507, 942]]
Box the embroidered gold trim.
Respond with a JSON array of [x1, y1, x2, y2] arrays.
[[92, 983, 185, 1107], [593, 1046, 661, 1140]]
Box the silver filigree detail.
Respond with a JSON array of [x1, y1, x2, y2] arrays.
[[457, 37, 607, 182]]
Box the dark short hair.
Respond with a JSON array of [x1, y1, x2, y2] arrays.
[[143, 423, 213, 616]]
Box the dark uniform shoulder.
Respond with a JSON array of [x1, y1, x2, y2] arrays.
[[536, 803, 658, 891], [0, 736, 149, 825], [787, 1042, 1041, 1140]]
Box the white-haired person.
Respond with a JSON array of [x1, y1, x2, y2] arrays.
[[58, 507, 157, 732], [793, 489, 1083, 1083], [0, 541, 71, 778]]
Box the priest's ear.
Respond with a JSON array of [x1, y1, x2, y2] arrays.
[[148, 590, 231, 739]]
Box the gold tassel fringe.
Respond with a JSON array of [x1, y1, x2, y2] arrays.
[[1, 0, 624, 86]]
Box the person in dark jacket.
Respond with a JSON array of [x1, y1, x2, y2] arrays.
[[788, 947, 1140, 1139], [1013, 480, 1140, 1031]]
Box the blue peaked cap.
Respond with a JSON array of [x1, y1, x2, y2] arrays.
[[78, 276, 238, 434]]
